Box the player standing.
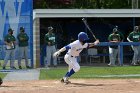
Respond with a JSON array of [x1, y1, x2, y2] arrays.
[[53, 32, 99, 84]]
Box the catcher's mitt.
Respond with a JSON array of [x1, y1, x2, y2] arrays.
[[0, 77, 3, 85]]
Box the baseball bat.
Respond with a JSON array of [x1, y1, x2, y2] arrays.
[[82, 18, 97, 40]]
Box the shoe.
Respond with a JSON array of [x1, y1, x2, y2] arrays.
[[61, 78, 64, 83], [19, 66, 22, 69], [108, 63, 116, 66], [26, 66, 31, 69], [53, 65, 57, 68], [61, 77, 71, 84], [3, 67, 6, 70], [131, 63, 138, 66], [11, 67, 16, 69]]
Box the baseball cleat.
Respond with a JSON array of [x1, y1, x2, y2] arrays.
[[60, 78, 71, 84], [61, 78, 64, 83]]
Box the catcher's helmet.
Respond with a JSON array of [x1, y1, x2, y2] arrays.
[[78, 32, 89, 42], [48, 26, 53, 31]]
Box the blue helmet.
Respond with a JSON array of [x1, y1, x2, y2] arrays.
[[78, 32, 89, 42]]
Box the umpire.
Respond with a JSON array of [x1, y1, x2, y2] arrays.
[[44, 26, 57, 67], [17, 27, 30, 69]]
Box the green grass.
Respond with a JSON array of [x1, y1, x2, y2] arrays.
[[40, 66, 140, 80], [0, 73, 7, 79], [0, 66, 7, 79]]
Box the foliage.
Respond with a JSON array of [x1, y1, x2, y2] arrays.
[[33, 0, 133, 9]]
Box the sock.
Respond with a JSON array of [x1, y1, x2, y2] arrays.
[[67, 69, 75, 77], [64, 72, 69, 77]]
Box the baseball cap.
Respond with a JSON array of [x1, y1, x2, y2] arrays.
[[20, 27, 24, 31], [8, 28, 14, 32], [48, 26, 53, 31]]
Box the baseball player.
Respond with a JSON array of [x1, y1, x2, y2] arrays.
[[3, 28, 16, 69], [108, 28, 121, 66], [53, 32, 99, 84], [17, 27, 30, 69], [44, 26, 57, 67], [127, 26, 140, 66]]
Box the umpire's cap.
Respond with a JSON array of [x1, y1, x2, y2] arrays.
[[48, 26, 53, 31]]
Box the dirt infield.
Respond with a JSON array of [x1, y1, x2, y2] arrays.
[[0, 79, 140, 93]]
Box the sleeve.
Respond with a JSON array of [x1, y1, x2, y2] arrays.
[[25, 33, 29, 41], [4, 35, 7, 42], [69, 42, 77, 51], [83, 43, 88, 48], [64, 44, 71, 51], [13, 36, 16, 41], [127, 33, 132, 41], [119, 32, 124, 41], [44, 34, 49, 44], [108, 35, 111, 41], [17, 34, 22, 41]]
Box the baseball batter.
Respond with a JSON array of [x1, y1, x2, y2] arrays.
[[53, 32, 99, 84]]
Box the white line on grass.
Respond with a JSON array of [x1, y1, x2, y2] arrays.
[[83, 74, 140, 78]]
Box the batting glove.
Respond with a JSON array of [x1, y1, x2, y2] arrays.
[[53, 51, 61, 58]]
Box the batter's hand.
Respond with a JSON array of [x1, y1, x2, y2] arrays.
[[53, 51, 60, 58], [94, 39, 100, 45]]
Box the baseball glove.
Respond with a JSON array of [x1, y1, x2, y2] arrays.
[[0, 77, 3, 85]]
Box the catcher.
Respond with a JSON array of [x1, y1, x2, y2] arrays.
[[53, 32, 99, 84]]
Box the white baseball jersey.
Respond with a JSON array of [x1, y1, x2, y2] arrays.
[[67, 40, 88, 56]]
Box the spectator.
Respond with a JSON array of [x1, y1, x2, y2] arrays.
[[44, 26, 57, 67], [17, 27, 30, 69], [108, 28, 121, 66], [127, 26, 140, 66], [3, 28, 16, 69]]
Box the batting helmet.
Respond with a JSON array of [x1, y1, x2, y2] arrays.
[[78, 32, 89, 42]]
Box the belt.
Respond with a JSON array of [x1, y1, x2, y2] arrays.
[[66, 53, 76, 58]]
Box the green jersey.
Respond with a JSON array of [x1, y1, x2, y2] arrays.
[[17, 33, 29, 47], [127, 32, 140, 42], [4, 34, 16, 49], [117, 31, 124, 41], [108, 33, 120, 49], [44, 33, 56, 46]]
